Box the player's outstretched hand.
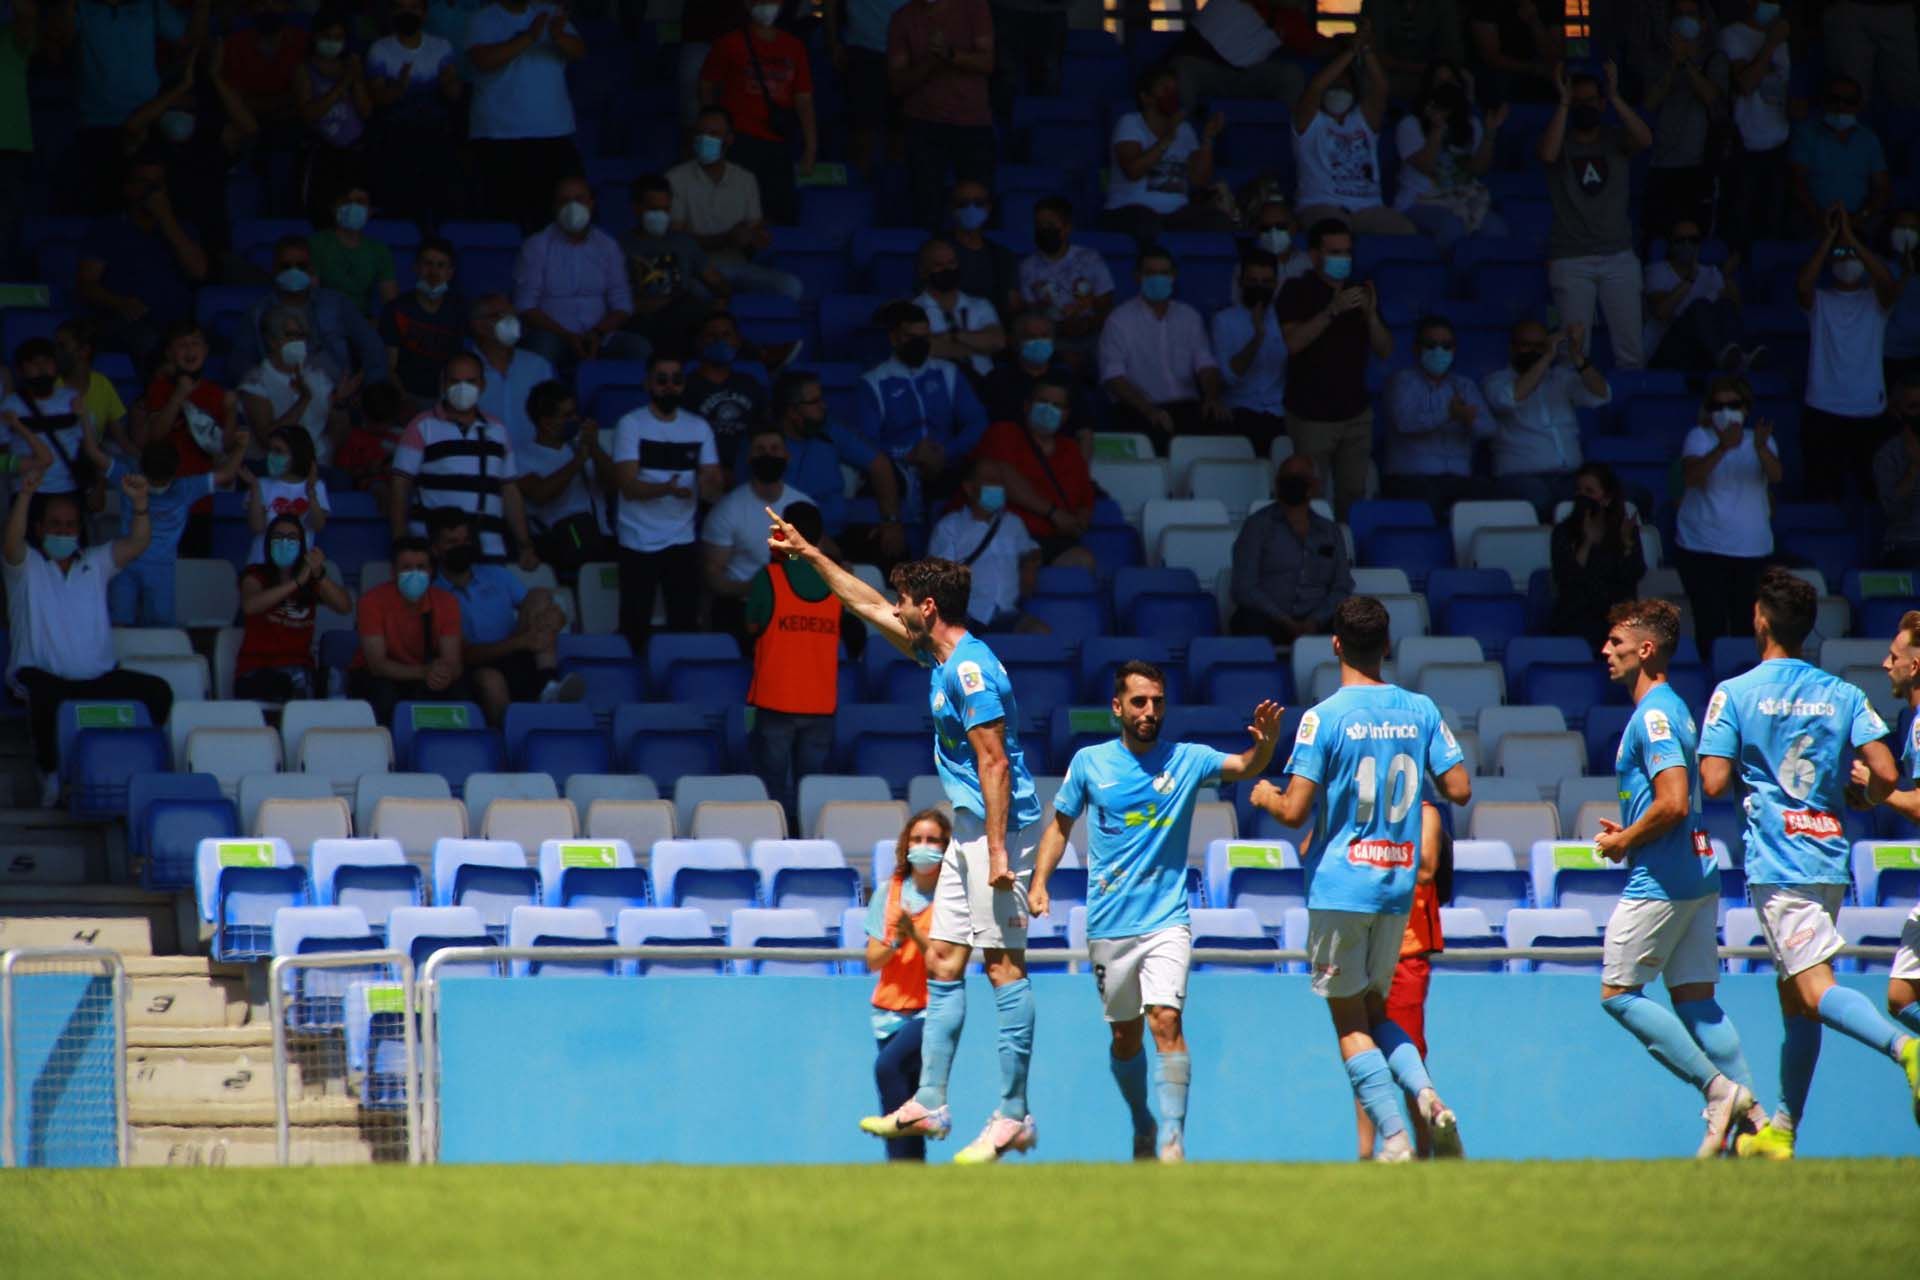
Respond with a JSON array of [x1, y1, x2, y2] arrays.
[[1247, 700, 1284, 747], [1593, 817, 1629, 863], [1027, 880, 1050, 918], [766, 505, 814, 560]]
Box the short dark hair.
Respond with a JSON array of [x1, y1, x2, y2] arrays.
[[362, 380, 408, 425], [773, 370, 820, 417], [696, 104, 733, 130], [1703, 372, 1753, 411], [12, 337, 53, 368], [139, 439, 179, 487], [1239, 248, 1279, 274], [631, 173, 671, 202], [273, 233, 310, 259], [1755, 567, 1817, 650], [1136, 243, 1174, 273], [160, 318, 204, 348], [417, 235, 456, 264], [1607, 598, 1681, 659], [526, 379, 574, 423], [646, 347, 684, 372], [783, 500, 823, 544], [1415, 314, 1455, 345], [426, 507, 472, 540], [879, 300, 927, 332], [1333, 595, 1391, 666], [1307, 218, 1351, 249], [269, 424, 317, 481], [1113, 659, 1167, 699], [1570, 72, 1602, 94], [1034, 195, 1074, 223], [888, 558, 971, 626], [391, 535, 432, 561]]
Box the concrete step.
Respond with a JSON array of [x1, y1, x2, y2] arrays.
[[128, 1024, 273, 1050], [0, 882, 188, 953], [130, 1124, 387, 1167], [128, 1047, 292, 1107], [0, 913, 155, 955], [127, 974, 251, 1028], [128, 1097, 408, 1129], [0, 843, 98, 886]]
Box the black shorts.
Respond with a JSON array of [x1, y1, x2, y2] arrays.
[[845, 48, 892, 125]]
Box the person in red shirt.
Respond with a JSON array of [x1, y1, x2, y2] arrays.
[[699, 0, 816, 227], [235, 513, 353, 700], [971, 377, 1095, 570], [346, 535, 471, 720], [888, 0, 996, 231], [134, 319, 238, 558], [221, 0, 310, 133]]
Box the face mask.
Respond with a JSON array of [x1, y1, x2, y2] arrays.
[[279, 340, 307, 367], [1019, 337, 1053, 367], [1274, 474, 1311, 507], [701, 341, 736, 366], [1754, 2, 1779, 23], [896, 336, 930, 368], [393, 11, 423, 36], [492, 316, 522, 346], [749, 456, 788, 485], [953, 203, 988, 231], [418, 279, 449, 299], [266, 451, 290, 477], [1672, 14, 1701, 39], [1832, 257, 1866, 285], [336, 202, 369, 232], [1825, 112, 1856, 131], [905, 845, 945, 868], [445, 380, 482, 411], [1258, 227, 1291, 255], [276, 267, 311, 294], [21, 374, 54, 398], [1027, 401, 1063, 436], [1513, 347, 1546, 371], [1034, 226, 1064, 255], [750, 2, 780, 25], [1322, 254, 1352, 282], [1710, 406, 1746, 430], [1140, 274, 1174, 303], [40, 534, 77, 561], [1154, 89, 1181, 116], [1242, 284, 1274, 309], [1420, 346, 1454, 375], [1571, 104, 1603, 131], [927, 267, 960, 293], [652, 390, 682, 413], [557, 200, 592, 234], [269, 538, 301, 568], [159, 110, 195, 143], [640, 209, 671, 237], [1323, 88, 1354, 117], [693, 134, 724, 165], [977, 484, 1005, 513], [315, 36, 345, 58], [149, 480, 172, 496], [1669, 239, 1700, 265], [397, 568, 430, 601], [441, 544, 478, 575], [1572, 494, 1601, 518], [1893, 227, 1920, 254]]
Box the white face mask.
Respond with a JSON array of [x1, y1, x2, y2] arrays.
[[279, 339, 307, 367], [315, 36, 345, 58], [493, 315, 522, 346], [1710, 406, 1746, 430], [640, 209, 671, 237], [1832, 257, 1866, 285], [556, 200, 591, 234], [750, 2, 780, 24], [1894, 227, 1920, 254], [1323, 87, 1355, 118], [445, 380, 481, 411], [1258, 227, 1291, 255]]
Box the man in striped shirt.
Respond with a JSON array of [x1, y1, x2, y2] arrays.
[[390, 351, 541, 567]]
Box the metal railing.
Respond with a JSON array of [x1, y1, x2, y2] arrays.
[[268, 952, 420, 1167], [1, 947, 127, 1168]]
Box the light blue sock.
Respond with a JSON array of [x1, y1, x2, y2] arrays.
[[1109, 1049, 1154, 1138], [993, 978, 1035, 1119], [1816, 984, 1907, 1062], [1897, 1002, 1920, 1036], [1344, 1049, 1405, 1140], [1602, 992, 1719, 1090], [1156, 1051, 1190, 1138], [1778, 1015, 1822, 1127], [1673, 998, 1757, 1093], [1372, 1018, 1434, 1098], [911, 979, 964, 1111]]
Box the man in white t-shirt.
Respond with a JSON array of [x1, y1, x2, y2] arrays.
[[1017, 195, 1116, 352], [914, 237, 1005, 381], [1798, 205, 1899, 504], [1101, 64, 1232, 246], [1718, 2, 1792, 249], [367, 0, 463, 226], [1675, 374, 1780, 654], [703, 425, 813, 642], [1645, 218, 1755, 371], [610, 352, 723, 651], [927, 459, 1040, 631], [1290, 30, 1415, 236]]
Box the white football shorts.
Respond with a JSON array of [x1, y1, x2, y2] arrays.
[[1751, 883, 1846, 978], [930, 810, 1039, 950], [1306, 909, 1407, 1000], [1088, 925, 1192, 1022], [1602, 893, 1721, 990]]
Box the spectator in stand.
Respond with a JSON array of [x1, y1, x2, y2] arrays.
[[675, 0, 741, 126], [1229, 453, 1353, 645], [981, 312, 1096, 436], [1395, 60, 1510, 249], [238, 307, 346, 464], [1887, 209, 1920, 388], [469, 293, 556, 458], [1875, 375, 1920, 567], [915, 237, 1005, 383], [1098, 245, 1229, 455], [1539, 62, 1651, 371], [852, 301, 988, 518], [1383, 315, 1494, 511], [1169, 0, 1311, 113], [824, 0, 910, 177], [78, 425, 242, 627], [1823, 0, 1919, 110], [1789, 76, 1890, 236], [243, 424, 329, 563], [699, 0, 817, 228], [514, 175, 645, 373], [337, 379, 407, 506], [1239, 189, 1313, 283], [623, 174, 728, 354], [220, 0, 305, 146], [947, 180, 1020, 315], [1800, 207, 1898, 503], [428, 507, 577, 723], [53, 320, 128, 456], [685, 312, 768, 472], [61, 0, 193, 215], [759, 371, 861, 539], [381, 238, 466, 404], [1484, 318, 1610, 518], [125, 39, 259, 257], [465, 0, 584, 233], [887, 0, 996, 232], [745, 498, 844, 824], [133, 320, 236, 558], [1638, 0, 1724, 249], [1548, 462, 1644, 651], [1468, 0, 1563, 105], [988, 0, 1066, 123], [4, 468, 173, 805], [1278, 220, 1393, 519], [367, 0, 464, 228], [705, 425, 814, 640], [234, 236, 387, 389], [928, 456, 1041, 632], [292, 10, 370, 222], [3, 340, 88, 502], [1362, 0, 1467, 102], [1209, 248, 1289, 455], [1676, 373, 1779, 654], [1644, 219, 1753, 372], [77, 152, 209, 368], [1293, 28, 1415, 237], [668, 107, 804, 301], [972, 377, 1095, 571], [347, 534, 471, 721], [1017, 197, 1115, 358], [611, 352, 724, 650], [390, 350, 540, 566], [1102, 64, 1230, 246], [1717, 1, 1792, 252], [515, 380, 613, 573], [235, 513, 351, 700], [309, 183, 396, 317]]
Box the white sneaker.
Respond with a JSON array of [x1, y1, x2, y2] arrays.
[[1698, 1077, 1754, 1159], [539, 673, 586, 703], [1422, 1089, 1464, 1159], [1374, 1131, 1414, 1162]]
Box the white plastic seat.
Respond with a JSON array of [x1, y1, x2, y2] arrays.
[[112, 628, 192, 659], [1088, 457, 1169, 526], [167, 700, 267, 771], [481, 798, 579, 856], [1290, 636, 1335, 703], [1496, 732, 1588, 792], [585, 799, 677, 850], [1450, 500, 1539, 564], [1469, 801, 1560, 848], [1378, 593, 1429, 643], [212, 626, 244, 700], [574, 561, 620, 634], [690, 800, 789, 842], [565, 774, 661, 814], [1476, 704, 1567, 761], [1350, 567, 1411, 595], [1141, 498, 1229, 565], [1469, 526, 1553, 590], [1572, 800, 1616, 839], [672, 775, 768, 835], [1158, 525, 1237, 585], [187, 729, 285, 801], [279, 700, 377, 766], [1556, 776, 1620, 837], [463, 772, 561, 831], [122, 654, 210, 703], [906, 775, 949, 817], [816, 801, 910, 863], [1395, 636, 1484, 691], [298, 727, 394, 797], [1818, 638, 1888, 677], [1168, 435, 1254, 496], [1188, 457, 1271, 518], [1415, 662, 1506, 726], [797, 775, 892, 840], [354, 773, 453, 837], [174, 558, 240, 629], [253, 796, 353, 858], [236, 771, 333, 836], [1189, 802, 1238, 857], [1091, 431, 1155, 461], [372, 797, 469, 866]]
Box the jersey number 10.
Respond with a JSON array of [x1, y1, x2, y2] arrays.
[[1355, 752, 1419, 824]]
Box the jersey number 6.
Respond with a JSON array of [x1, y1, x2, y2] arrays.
[[1355, 752, 1418, 825]]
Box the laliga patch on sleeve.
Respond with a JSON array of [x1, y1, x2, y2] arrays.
[[1297, 711, 1319, 745], [1646, 710, 1672, 741], [1866, 710, 1890, 738], [957, 661, 986, 695], [1705, 690, 1728, 725], [1439, 719, 1458, 750]]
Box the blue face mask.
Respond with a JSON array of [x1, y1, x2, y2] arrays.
[[41, 533, 77, 561], [1753, 2, 1779, 24], [275, 267, 311, 294], [266, 451, 289, 478], [953, 203, 988, 231], [1140, 274, 1174, 303], [1825, 112, 1856, 131], [336, 202, 369, 232], [1420, 346, 1455, 375], [692, 134, 724, 165], [397, 568, 430, 602], [906, 845, 945, 868], [977, 484, 1006, 513], [270, 538, 301, 568], [1027, 401, 1063, 436], [1323, 254, 1353, 282], [1672, 15, 1701, 39], [701, 341, 736, 367], [1019, 337, 1054, 367]]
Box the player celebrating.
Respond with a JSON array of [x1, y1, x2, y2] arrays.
[[1594, 600, 1770, 1156], [1847, 610, 1920, 1051], [1249, 596, 1472, 1162], [1028, 662, 1282, 1163], [1697, 570, 1920, 1159], [764, 510, 1046, 1164]]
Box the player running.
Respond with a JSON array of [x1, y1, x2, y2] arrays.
[[1249, 596, 1473, 1162], [1028, 661, 1283, 1163], [1697, 570, 1920, 1159], [764, 510, 1045, 1164], [1846, 610, 1920, 1057], [1594, 600, 1770, 1156]]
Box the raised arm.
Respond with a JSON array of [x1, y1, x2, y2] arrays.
[[109, 472, 152, 570], [1796, 212, 1842, 310], [3, 464, 41, 566], [1604, 61, 1653, 153], [1295, 41, 1358, 133], [1219, 701, 1284, 783], [764, 503, 912, 653]]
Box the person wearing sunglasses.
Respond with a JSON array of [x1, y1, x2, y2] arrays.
[[1675, 374, 1779, 655], [1645, 218, 1756, 373], [1798, 203, 1899, 503], [1381, 314, 1493, 516], [610, 351, 723, 651]]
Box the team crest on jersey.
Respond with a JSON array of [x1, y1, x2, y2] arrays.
[[1151, 771, 1175, 795], [957, 661, 985, 694], [1705, 690, 1728, 725], [1297, 712, 1319, 745], [932, 690, 946, 711], [1646, 710, 1672, 741]]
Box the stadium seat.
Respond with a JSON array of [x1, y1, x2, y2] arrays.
[[538, 837, 649, 931], [1501, 636, 1595, 696], [1395, 636, 1484, 691], [271, 905, 382, 1029], [187, 727, 285, 801], [1188, 457, 1272, 518], [565, 773, 660, 813], [1477, 705, 1568, 760], [140, 791, 237, 891], [464, 772, 562, 831], [371, 797, 469, 865], [1449, 500, 1538, 564], [1202, 839, 1300, 934], [254, 795, 353, 857], [280, 700, 377, 765], [616, 906, 723, 974], [389, 701, 486, 762], [298, 727, 394, 797], [503, 702, 600, 765], [1836, 907, 1912, 974], [195, 836, 308, 962], [1503, 907, 1601, 973], [1141, 498, 1229, 564], [1583, 705, 1634, 774], [1469, 527, 1552, 589], [237, 772, 335, 836], [388, 905, 498, 977], [816, 801, 911, 863], [728, 907, 838, 975], [1189, 907, 1278, 971], [585, 799, 678, 849], [354, 773, 454, 838], [1853, 842, 1920, 908], [1496, 733, 1588, 795], [508, 905, 614, 977], [1557, 776, 1622, 837], [310, 838, 422, 940], [1469, 801, 1559, 850], [1723, 907, 1766, 975], [111, 627, 193, 661], [673, 774, 770, 833], [173, 558, 240, 628], [1438, 593, 1529, 659], [432, 838, 541, 943], [691, 800, 789, 842], [1816, 638, 1888, 678], [482, 798, 579, 855], [1437, 907, 1502, 970], [1167, 435, 1254, 496], [166, 700, 267, 771], [1530, 839, 1628, 927], [1416, 663, 1506, 726], [574, 563, 621, 634]]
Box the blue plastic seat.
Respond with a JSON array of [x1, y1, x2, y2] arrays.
[[1111, 566, 1201, 618], [143, 796, 238, 890], [388, 905, 499, 978], [1079, 637, 1177, 702], [751, 840, 860, 935], [1583, 705, 1634, 771], [1125, 592, 1220, 648], [502, 703, 598, 765], [646, 633, 743, 693], [391, 701, 487, 764], [1022, 594, 1109, 645], [208, 860, 311, 964], [1451, 869, 1532, 934], [1348, 498, 1436, 549], [508, 905, 614, 977], [1080, 525, 1143, 575], [818, 292, 892, 363], [318, 521, 394, 580], [1428, 567, 1517, 622], [410, 728, 506, 798], [311, 838, 423, 942], [623, 731, 725, 791], [664, 658, 753, 707], [538, 837, 650, 930], [1202, 664, 1292, 712], [728, 907, 838, 975], [129, 770, 221, 855], [64, 726, 168, 819], [521, 728, 613, 786], [1779, 529, 1864, 587], [272, 906, 383, 1029], [432, 838, 541, 943], [1360, 528, 1453, 587], [1519, 662, 1614, 727], [1440, 594, 1528, 658], [1501, 635, 1593, 695], [616, 906, 724, 974], [652, 838, 758, 934]]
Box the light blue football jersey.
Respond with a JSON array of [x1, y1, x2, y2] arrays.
[[1615, 681, 1718, 901], [925, 633, 1044, 831]]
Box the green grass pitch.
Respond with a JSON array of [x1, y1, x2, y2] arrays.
[[3, 1161, 1918, 1278]]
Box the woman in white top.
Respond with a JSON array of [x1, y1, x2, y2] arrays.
[[1394, 61, 1510, 250], [1291, 30, 1416, 237], [1675, 374, 1780, 655], [1100, 64, 1232, 246], [246, 423, 331, 563], [238, 306, 346, 466], [2, 338, 92, 500], [1717, 1, 1793, 248]]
